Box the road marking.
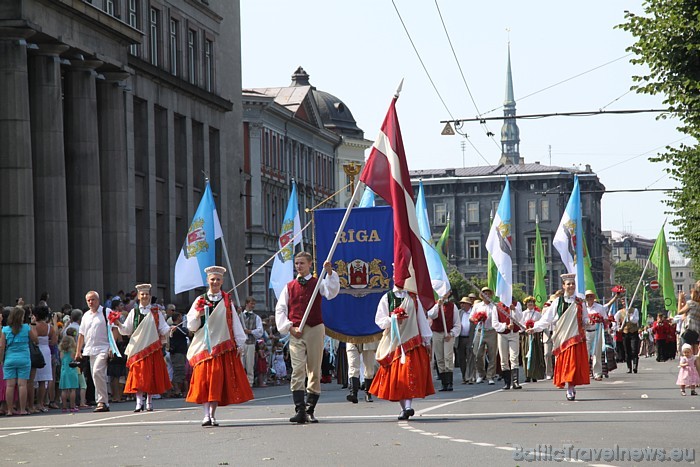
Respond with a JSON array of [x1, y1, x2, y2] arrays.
[[473, 442, 495, 447], [450, 439, 472, 443], [414, 388, 503, 415], [495, 446, 516, 451]]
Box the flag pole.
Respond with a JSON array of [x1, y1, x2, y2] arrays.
[[298, 181, 364, 332], [627, 219, 666, 309], [220, 235, 242, 311]]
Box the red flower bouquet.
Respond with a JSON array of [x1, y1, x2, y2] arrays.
[[470, 311, 487, 324], [107, 310, 121, 325], [391, 306, 408, 321], [611, 285, 626, 295], [589, 313, 604, 324], [525, 319, 535, 329]]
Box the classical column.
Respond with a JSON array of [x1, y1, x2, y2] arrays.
[[63, 59, 104, 304], [97, 71, 131, 296], [28, 44, 71, 307], [0, 28, 37, 304]]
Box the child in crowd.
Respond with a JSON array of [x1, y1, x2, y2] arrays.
[[59, 335, 80, 412], [640, 325, 654, 358], [255, 340, 268, 388], [272, 341, 287, 385], [676, 343, 699, 396]]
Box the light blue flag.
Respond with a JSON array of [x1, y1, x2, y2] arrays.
[[174, 181, 223, 293], [485, 177, 513, 305], [269, 181, 303, 299], [358, 187, 376, 207], [553, 175, 586, 297], [416, 181, 451, 298]]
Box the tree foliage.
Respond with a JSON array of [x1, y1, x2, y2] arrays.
[[617, 2, 700, 270], [613, 260, 665, 316]]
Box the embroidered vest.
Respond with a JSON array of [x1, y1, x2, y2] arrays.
[[243, 312, 257, 345], [620, 309, 639, 334], [288, 277, 323, 327], [430, 302, 455, 333], [497, 303, 521, 333]]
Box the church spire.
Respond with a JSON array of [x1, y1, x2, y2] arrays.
[[499, 44, 521, 165]]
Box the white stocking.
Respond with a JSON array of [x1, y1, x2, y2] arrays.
[[209, 401, 218, 418], [135, 392, 144, 408], [145, 394, 153, 406], [202, 402, 211, 418]]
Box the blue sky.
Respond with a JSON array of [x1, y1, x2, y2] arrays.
[[241, 1, 686, 240]]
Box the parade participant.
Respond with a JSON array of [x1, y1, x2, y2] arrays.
[[456, 295, 477, 384], [615, 297, 640, 373], [541, 294, 558, 380], [520, 296, 545, 383], [369, 285, 434, 420], [275, 252, 339, 424], [186, 266, 253, 427], [584, 290, 618, 381], [472, 287, 498, 385], [116, 284, 171, 412], [75, 291, 116, 412], [346, 340, 378, 403], [677, 282, 700, 353], [653, 313, 672, 362], [529, 273, 590, 401], [239, 297, 263, 386], [492, 297, 523, 390], [428, 294, 461, 391]]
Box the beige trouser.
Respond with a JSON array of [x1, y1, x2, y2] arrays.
[[289, 323, 325, 394], [497, 331, 520, 370], [586, 327, 603, 377], [543, 330, 554, 377], [347, 343, 377, 379], [432, 331, 455, 372], [474, 328, 498, 380], [241, 342, 256, 385], [89, 352, 109, 405]]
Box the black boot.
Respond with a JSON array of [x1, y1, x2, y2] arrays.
[[502, 370, 511, 390], [633, 358, 638, 374], [346, 377, 360, 403], [364, 378, 374, 402], [626, 360, 633, 373], [306, 392, 320, 423], [438, 372, 449, 391], [289, 390, 307, 424], [446, 372, 454, 391], [511, 368, 522, 389]]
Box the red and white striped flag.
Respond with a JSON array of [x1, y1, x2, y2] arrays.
[[360, 95, 435, 311]]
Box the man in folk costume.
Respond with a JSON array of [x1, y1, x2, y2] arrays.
[[529, 273, 590, 401], [186, 266, 253, 427], [346, 340, 378, 403], [520, 296, 545, 383], [427, 295, 461, 391], [239, 296, 263, 386], [116, 284, 171, 412], [492, 298, 523, 390], [584, 290, 618, 380], [614, 297, 641, 374], [541, 294, 559, 380], [472, 287, 499, 385], [456, 295, 477, 384], [275, 252, 339, 424], [369, 285, 435, 420]]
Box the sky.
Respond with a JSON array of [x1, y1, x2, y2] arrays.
[[240, 0, 688, 241]]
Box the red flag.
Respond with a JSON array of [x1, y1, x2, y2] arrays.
[[360, 96, 435, 311]]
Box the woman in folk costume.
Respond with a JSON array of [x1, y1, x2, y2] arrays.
[[520, 296, 545, 383], [186, 266, 253, 427], [369, 286, 435, 420], [528, 273, 590, 401], [116, 284, 171, 412]]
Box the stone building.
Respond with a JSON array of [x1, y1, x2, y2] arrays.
[[604, 230, 654, 267], [0, 0, 243, 307], [242, 67, 370, 313]]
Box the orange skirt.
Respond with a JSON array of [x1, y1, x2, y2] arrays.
[[369, 345, 435, 402], [186, 350, 254, 406], [124, 351, 171, 395], [553, 341, 590, 388]]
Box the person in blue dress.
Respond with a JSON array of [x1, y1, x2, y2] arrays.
[[0, 306, 38, 416]]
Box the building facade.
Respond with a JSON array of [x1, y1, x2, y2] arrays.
[[668, 241, 695, 295], [242, 67, 370, 313], [0, 0, 242, 307]]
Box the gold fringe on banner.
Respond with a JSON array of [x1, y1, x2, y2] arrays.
[[324, 328, 383, 345]]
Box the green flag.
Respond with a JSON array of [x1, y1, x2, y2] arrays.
[[582, 232, 597, 297], [649, 224, 677, 315], [641, 285, 649, 326], [533, 219, 547, 309], [436, 212, 450, 269]]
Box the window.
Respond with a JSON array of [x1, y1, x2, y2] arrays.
[[128, 0, 138, 55], [623, 241, 631, 255], [169, 19, 178, 76], [188, 30, 197, 85], [528, 200, 536, 221], [434, 203, 447, 226], [490, 200, 499, 219], [106, 0, 115, 16], [527, 237, 550, 263], [467, 202, 479, 224], [541, 199, 550, 221], [204, 39, 213, 91], [678, 284, 684, 293], [149, 8, 159, 66], [468, 239, 480, 260]]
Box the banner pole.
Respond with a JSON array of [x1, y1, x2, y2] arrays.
[[220, 236, 242, 310]]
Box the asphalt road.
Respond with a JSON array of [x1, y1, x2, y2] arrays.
[[1, 356, 697, 466]]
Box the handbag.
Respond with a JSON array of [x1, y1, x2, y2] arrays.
[[30, 341, 46, 369]]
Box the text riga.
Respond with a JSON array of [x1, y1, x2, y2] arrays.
[[336, 229, 381, 243]]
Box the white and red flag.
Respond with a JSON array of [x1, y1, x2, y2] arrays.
[[360, 93, 435, 311]]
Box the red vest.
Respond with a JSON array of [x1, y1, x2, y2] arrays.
[[287, 277, 323, 328], [431, 302, 455, 333], [497, 303, 521, 333]]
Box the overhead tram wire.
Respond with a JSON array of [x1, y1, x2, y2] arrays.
[[443, 108, 676, 124], [391, 0, 494, 167], [597, 135, 690, 172], [433, 0, 501, 152]]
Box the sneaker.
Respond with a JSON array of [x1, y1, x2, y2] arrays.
[[487, 379, 495, 385], [546, 376, 552, 380], [70, 407, 79, 413], [691, 390, 697, 396], [475, 377, 484, 384]]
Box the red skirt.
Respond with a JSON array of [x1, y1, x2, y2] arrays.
[[553, 341, 590, 388], [369, 345, 435, 402], [186, 350, 254, 406], [124, 351, 171, 395]]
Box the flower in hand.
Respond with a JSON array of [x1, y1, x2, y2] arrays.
[[589, 313, 604, 324], [391, 307, 408, 321], [470, 311, 487, 324], [525, 319, 535, 329], [107, 310, 121, 325]]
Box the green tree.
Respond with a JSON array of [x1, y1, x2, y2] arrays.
[[613, 260, 665, 317], [617, 4, 700, 270]]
